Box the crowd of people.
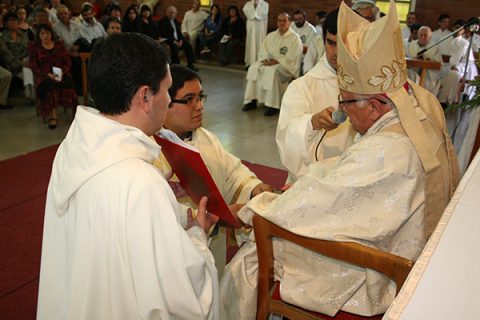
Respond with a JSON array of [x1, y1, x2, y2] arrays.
[[0, 0, 477, 318]]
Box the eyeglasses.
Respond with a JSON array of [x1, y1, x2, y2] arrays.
[[170, 93, 207, 108], [338, 94, 388, 107]]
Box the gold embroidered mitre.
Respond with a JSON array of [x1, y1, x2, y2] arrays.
[[337, 0, 407, 94]]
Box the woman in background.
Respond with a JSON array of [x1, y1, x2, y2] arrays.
[[29, 24, 77, 129], [198, 4, 222, 55], [219, 5, 245, 66], [122, 5, 141, 33], [139, 5, 158, 40]]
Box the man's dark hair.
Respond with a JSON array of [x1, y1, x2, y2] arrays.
[[323, 9, 339, 42], [453, 19, 464, 27], [3, 11, 18, 24], [88, 33, 170, 115], [438, 14, 450, 22], [168, 65, 202, 99], [293, 9, 306, 18], [316, 11, 327, 19], [407, 11, 417, 18]]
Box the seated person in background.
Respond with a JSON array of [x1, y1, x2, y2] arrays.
[[218, 5, 245, 66], [406, 26, 442, 95], [431, 14, 452, 63], [100, 3, 121, 29], [303, 31, 325, 73], [16, 6, 34, 40], [290, 9, 317, 64], [159, 6, 198, 71], [0, 11, 34, 99], [37, 33, 220, 320], [156, 65, 273, 272], [314, 10, 327, 34], [79, 3, 107, 49], [401, 11, 417, 39], [105, 17, 121, 35], [47, 0, 61, 25], [32, 6, 51, 34], [242, 13, 302, 117], [403, 23, 421, 51], [220, 3, 459, 319], [463, 19, 480, 58], [53, 5, 81, 55], [122, 4, 142, 33], [276, 9, 355, 182], [29, 24, 77, 129], [0, 65, 12, 109], [198, 4, 222, 55], [139, 4, 159, 40], [182, 0, 208, 53]]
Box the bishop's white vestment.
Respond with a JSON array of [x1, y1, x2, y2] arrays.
[[243, 0, 269, 67], [220, 109, 427, 319], [37, 106, 219, 320], [276, 54, 355, 182], [244, 28, 302, 110]]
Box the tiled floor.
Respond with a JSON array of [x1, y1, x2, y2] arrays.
[[0, 64, 284, 169]]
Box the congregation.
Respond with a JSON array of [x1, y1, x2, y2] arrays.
[[1, 0, 479, 319]]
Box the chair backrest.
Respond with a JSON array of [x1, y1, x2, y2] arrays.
[[406, 58, 441, 88], [79, 52, 91, 106], [253, 214, 415, 320]]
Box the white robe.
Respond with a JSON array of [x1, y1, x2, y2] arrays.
[[220, 109, 426, 319], [243, 0, 269, 66], [276, 54, 355, 182], [406, 40, 442, 95], [431, 28, 453, 57], [37, 106, 219, 320], [181, 9, 209, 51], [244, 28, 302, 109], [401, 25, 410, 40], [303, 33, 325, 73], [291, 21, 317, 54]]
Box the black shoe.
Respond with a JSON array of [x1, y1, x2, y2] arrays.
[[187, 64, 199, 72], [48, 118, 57, 129], [263, 107, 279, 117], [0, 104, 13, 109], [242, 100, 257, 111]]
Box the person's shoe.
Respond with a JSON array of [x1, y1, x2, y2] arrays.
[[48, 118, 57, 129], [200, 47, 211, 54], [263, 107, 279, 116], [242, 100, 257, 111], [0, 104, 13, 109], [187, 64, 199, 72]]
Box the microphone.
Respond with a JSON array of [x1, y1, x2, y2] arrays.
[[332, 109, 347, 124]]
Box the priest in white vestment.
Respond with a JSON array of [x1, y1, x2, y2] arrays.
[[155, 65, 273, 274], [431, 14, 453, 59], [276, 9, 355, 182], [243, 13, 302, 116], [291, 10, 317, 60], [220, 2, 459, 319], [181, 0, 208, 53], [406, 26, 442, 95], [243, 0, 269, 67], [303, 33, 325, 73], [37, 34, 220, 320]]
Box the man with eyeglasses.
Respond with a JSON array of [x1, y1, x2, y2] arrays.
[[276, 9, 355, 183], [221, 2, 459, 318], [156, 65, 274, 272]]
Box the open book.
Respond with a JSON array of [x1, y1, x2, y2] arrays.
[[154, 130, 240, 227]]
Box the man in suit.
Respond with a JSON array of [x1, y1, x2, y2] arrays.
[[159, 6, 198, 71]]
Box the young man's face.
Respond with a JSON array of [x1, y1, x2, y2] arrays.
[[439, 18, 450, 30], [107, 21, 121, 35], [164, 79, 205, 137], [325, 32, 337, 70]]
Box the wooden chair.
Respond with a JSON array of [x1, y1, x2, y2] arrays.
[[79, 52, 91, 106], [405, 58, 441, 88], [253, 214, 415, 320]]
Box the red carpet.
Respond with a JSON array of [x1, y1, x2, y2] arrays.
[[0, 144, 287, 319]]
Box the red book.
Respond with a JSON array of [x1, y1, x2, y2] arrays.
[[154, 134, 240, 228]]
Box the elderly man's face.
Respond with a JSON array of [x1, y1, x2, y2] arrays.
[[57, 7, 70, 24], [277, 14, 291, 33], [325, 32, 338, 70], [418, 29, 431, 46], [293, 13, 305, 28], [338, 90, 376, 134], [167, 7, 177, 19], [165, 79, 205, 137]]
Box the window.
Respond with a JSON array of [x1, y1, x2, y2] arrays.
[[200, 0, 212, 7], [377, 0, 415, 27]]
